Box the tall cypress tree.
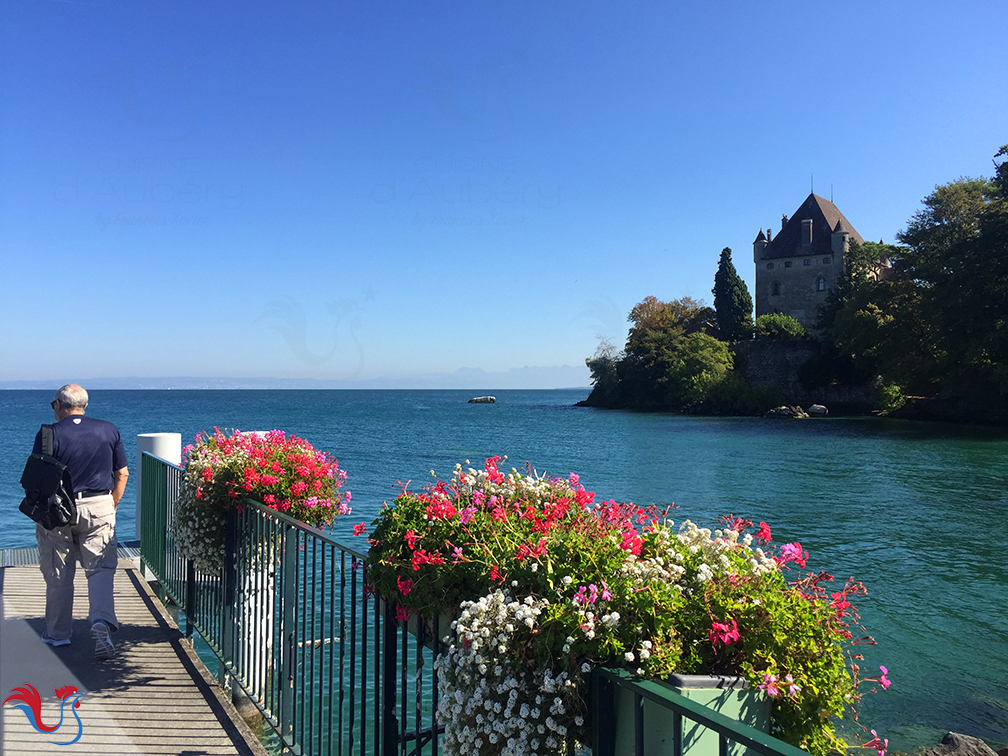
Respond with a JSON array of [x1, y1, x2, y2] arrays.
[[712, 247, 754, 340]]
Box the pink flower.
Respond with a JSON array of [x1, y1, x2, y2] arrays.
[[600, 582, 612, 602], [758, 673, 780, 697], [459, 506, 476, 524], [395, 605, 409, 622], [756, 521, 772, 543], [863, 730, 888, 756], [879, 665, 891, 690], [353, 522, 367, 536], [708, 619, 740, 648], [397, 576, 412, 596], [452, 546, 464, 563], [778, 542, 808, 568], [784, 674, 801, 696], [345, 490, 351, 501]]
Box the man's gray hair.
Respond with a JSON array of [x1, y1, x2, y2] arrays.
[[55, 384, 88, 410]]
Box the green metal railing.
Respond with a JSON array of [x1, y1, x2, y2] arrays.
[[139, 452, 443, 756], [592, 668, 812, 756]]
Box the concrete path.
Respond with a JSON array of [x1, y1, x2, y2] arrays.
[[0, 560, 268, 755]]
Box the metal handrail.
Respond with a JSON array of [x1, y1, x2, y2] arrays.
[[592, 667, 812, 756]]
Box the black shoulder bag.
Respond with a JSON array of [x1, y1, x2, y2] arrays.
[[19, 425, 77, 530]]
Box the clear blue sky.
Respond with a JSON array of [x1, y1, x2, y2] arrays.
[[2, 1, 1005, 387]]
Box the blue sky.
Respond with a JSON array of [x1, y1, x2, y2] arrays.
[[1, 1, 1005, 387]]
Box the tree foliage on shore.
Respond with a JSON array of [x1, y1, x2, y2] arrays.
[[585, 295, 778, 413], [823, 145, 1008, 409]]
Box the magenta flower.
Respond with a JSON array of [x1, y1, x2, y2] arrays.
[[863, 730, 888, 756], [758, 673, 780, 697], [879, 665, 891, 690], [708, 619, 740, 648]]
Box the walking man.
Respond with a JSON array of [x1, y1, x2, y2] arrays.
[[34, 384, 128, 659]]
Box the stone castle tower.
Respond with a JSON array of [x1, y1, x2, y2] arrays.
[[753, 193, 864, 331]]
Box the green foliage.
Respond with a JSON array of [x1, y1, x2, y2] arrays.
[[585, 339, 622, 406], [667, 333, 734, 406], [877, 383, 907, 416], [712, 246, 754, 340], [755, 313, 807, 340]]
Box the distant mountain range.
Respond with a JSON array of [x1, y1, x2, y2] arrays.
[[0, 365, 592, 391]]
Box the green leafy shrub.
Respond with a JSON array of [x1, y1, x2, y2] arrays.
[[756, 313, 808, 339]]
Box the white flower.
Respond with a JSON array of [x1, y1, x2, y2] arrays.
[[624, 651, 635, 662]]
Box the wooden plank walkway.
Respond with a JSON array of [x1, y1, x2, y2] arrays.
[[0, 559, 268, 755]]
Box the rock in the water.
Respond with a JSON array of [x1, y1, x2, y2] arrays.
[[468, 396, 496, 404], [923, 733, 999, 756], [807, 404, 828, 416], [765, 405, 809, 419]]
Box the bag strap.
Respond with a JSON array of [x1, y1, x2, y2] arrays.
[[41, 424, 54, 457]]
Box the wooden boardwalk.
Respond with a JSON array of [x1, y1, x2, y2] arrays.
[[0, 558, 268, 755]]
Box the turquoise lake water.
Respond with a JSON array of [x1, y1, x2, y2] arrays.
[[1, 388, 1006, 752]]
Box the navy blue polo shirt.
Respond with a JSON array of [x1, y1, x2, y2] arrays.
[[33, 415, 128, 493]]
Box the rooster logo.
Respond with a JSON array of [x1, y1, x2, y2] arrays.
[[3, 683, 84, 746]]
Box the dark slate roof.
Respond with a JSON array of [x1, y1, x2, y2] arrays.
[[759, 194, 864, 260], [754, 229, 766, 243]]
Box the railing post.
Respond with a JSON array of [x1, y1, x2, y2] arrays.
[[220, 507, 237, 692], [592, 669, 616, 756], [185, 559, 196, 639], [279, 524, 298, 745], [381, 601, 399, 756]]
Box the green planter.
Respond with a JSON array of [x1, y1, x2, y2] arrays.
[[614, 674, 769, 756]]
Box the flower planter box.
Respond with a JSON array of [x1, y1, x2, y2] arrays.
[[614, 675, 769, 756]]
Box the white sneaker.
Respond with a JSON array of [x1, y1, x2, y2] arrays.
[[41, 632, 71, 647], [91, 621, 114, 659]]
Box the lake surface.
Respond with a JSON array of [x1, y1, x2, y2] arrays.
[[2, 389, 1006, 753]]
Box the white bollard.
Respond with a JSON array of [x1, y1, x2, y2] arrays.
[[135, 433, 182, 541]]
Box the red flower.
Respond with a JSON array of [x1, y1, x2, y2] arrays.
[[202, 466, 214, 482], [756, 521, 772, 544], [397, 576, 412, 595], [405, 530, 419, 549], [395, 605, 409, 622], [353, 522, 367, 536]]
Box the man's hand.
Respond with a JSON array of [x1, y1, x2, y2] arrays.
[[112, 466, 129, 509]]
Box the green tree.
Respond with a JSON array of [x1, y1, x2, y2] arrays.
[[585, 339, 622, 406], [711, 247, 754, 340], [895, 161, 1008, 398], [755, 313, 807, 339], [666, 333, 734, 407]]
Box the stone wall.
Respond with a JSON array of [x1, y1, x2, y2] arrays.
[[732, 339, 875, 411]]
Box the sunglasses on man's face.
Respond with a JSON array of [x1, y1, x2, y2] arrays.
[[51, 400, 59, 410]]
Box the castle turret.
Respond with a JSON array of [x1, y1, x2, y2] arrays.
[[753, 229, 767, 263], [831, 218, 850, 255]]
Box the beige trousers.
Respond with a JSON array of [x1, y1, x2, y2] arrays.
[[35, 493, 119, 641]]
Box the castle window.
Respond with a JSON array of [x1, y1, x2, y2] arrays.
[[823, 257, 831, 264], [816, 277, 826, 292], [767, 263, 774, 269], [803, 259, 811, 266], [771, 281, 781, 296], [784, 261, 792, 268]]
